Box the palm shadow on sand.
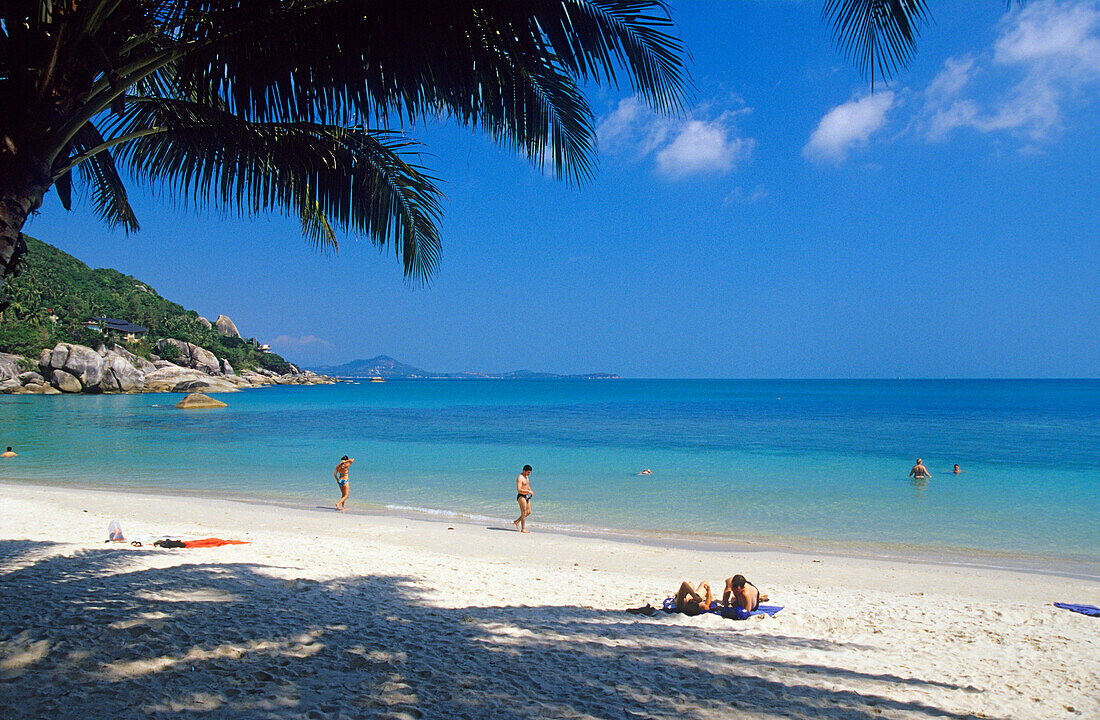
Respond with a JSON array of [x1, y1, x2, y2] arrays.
[[0, 539, 996, 720]]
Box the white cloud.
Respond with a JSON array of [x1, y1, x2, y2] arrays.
[[926, 55, 976, 102], [920, 0, 1100, 142], [270, 334, 332, 348], [994, 0, 1100, 68], [803, 91, 896, 162], [725, 184, 769, 205], [656, 119, 754, 178], [596, 96, 754, 179]]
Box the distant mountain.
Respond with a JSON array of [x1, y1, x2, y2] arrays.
[[313, 355, 618, 380]]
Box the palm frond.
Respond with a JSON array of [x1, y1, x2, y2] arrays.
[[103, 99, 443, 281], [822, 0, 930, 88], [535, 1, 689, 113], [69, 122, 141, 231], [173, 1, 689, 183]]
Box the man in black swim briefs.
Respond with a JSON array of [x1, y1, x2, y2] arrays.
[[514, 464, 534, 533]]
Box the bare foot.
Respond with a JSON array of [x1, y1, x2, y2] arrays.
[[761, 594, 770, 602], [513, 520, 521, 530], [521, 529, 531, 533]]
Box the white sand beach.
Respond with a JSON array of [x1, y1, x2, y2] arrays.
[[1, 482, 1097, 720]]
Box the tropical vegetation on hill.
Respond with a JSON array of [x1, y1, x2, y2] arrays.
[[0, 235, 290, 373]]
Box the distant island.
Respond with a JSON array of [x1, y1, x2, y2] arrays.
[[312, 355, 618, 380]]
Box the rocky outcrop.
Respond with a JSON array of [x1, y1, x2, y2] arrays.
[[175, 392, 227, 409], [143, 366, 239, 394], [197, 316, 213, 330], [215, 314, 241, 338], [2, 344, 336, 394], [35, 342, 148, 393], [154, 338, 223, 375]]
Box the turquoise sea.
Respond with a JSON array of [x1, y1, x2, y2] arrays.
[[2, 379, 1098, 574]]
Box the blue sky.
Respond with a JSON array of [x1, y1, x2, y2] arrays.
[[25, 1, 1100, 377]]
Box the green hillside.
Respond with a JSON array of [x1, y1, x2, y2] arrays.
[[0, 235, 290, 373]]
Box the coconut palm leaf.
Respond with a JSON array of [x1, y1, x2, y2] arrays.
[[822, 0, 931, 87], [102, 99, 442, 281], [68, 123, 141, 232], [1, 1, 689, 286], [172, 1, 688, 182]]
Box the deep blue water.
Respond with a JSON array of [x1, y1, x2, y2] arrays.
[[2, 379, 1098, 566]]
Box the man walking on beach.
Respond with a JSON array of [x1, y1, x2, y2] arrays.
[[334, 455, 354, 511], [514, 464, 533, 533], [909, 458, 931, 479]]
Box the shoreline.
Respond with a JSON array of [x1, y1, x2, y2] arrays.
[[5, 477, 1099, 582]]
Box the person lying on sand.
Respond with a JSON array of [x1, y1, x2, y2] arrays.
[[723, 574, 769, 612], [674, 580, 714, 616]]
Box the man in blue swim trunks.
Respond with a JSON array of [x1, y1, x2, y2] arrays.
[[514, 464, 533, 533], [334, 455, 354, 511]]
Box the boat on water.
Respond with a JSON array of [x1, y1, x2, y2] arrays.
[[369, 377, 385, 383]]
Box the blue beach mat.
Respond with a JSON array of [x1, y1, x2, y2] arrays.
[[1054, 603, 1100, 617], [661, 597, 783, 619]]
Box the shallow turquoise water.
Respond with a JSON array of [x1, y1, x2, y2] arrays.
[[2, 380, 1098, 566]]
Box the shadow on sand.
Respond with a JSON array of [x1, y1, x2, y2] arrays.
[[0, 539, 993, 720]]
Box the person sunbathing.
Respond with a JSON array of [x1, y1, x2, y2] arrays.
[[674, 580, 715, 616], [723, 574, 769, 612]]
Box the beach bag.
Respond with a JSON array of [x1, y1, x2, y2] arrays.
[[107, 520, 124, 542]]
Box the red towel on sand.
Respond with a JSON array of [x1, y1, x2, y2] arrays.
[[181, 538, 251, 548]]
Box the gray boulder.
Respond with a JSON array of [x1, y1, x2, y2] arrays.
[[0, 378, 21, 393], [52, 369, 82, 393], [154, 337, 190, 360], [154, 338, 222, 375], [49, 344, 70, 371], [0, 352, 23, 380], [215, 314, 241, 338], [197, 316, 213, 330], [97, 370, 120, 393], [103, 351, 145, 392], [64, 344, 105, 389], [189, 344, 221, 375], [108, 344, 157, 374], [219, 358, 235, 376], [17, 371, 44, 385]]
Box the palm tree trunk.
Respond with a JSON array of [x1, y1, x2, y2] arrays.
[[0, 160, 50, 293]]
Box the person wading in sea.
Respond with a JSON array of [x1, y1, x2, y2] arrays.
[[514, 464, 534, 533], [909, 458, 931, 479], [334, 455, 354, 511]]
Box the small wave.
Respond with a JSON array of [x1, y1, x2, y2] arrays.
[[384, 504, 505, 524]]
